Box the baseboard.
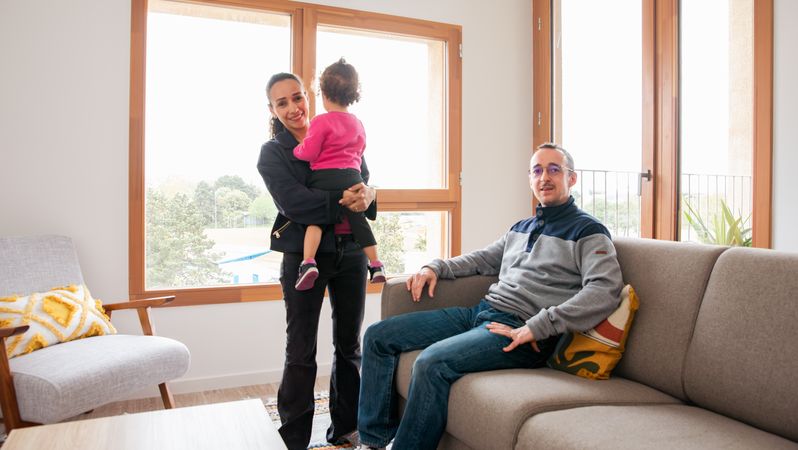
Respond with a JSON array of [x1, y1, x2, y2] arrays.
[[121, 364, 333, 400]]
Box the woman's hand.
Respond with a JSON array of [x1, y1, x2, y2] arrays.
[[340, 183, 375, 213]]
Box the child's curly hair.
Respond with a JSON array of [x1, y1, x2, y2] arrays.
[[319, 58, 361, 106]]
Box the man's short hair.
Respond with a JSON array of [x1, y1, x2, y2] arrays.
[[535, 142, 575, 171]]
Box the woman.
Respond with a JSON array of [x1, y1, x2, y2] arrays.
[[257, 72, 376, 450]]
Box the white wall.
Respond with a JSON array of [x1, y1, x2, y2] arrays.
[[0, 0, 532, 394], [772, 0, 798, 252], [2, 0, 796, 395]]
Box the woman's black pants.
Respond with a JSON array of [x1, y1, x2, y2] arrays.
[[277, 235, 368, 450]]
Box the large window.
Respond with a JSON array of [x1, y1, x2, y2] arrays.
[[679, 0, 754, 246], [533, 0, 772, 246], [130, 0, 462, 303], [552, 0, 643, 238]]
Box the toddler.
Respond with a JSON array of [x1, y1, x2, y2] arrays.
[[292, 58, 384, 291]]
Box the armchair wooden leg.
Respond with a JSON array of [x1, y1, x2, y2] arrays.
[[159, 383, 176, 409], [0, 341, 23, 433]]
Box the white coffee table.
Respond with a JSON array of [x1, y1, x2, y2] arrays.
[[3, 399, 286, 450]]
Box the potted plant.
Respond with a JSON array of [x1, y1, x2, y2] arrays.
[[682, 198, 752, 247]]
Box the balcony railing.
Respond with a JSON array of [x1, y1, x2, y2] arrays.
[[572, 169, 642, 238], [571, 169, 752, 241], [680, 172, 752, 243]]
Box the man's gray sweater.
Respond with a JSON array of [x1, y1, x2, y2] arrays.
[[426, 197, 624, 341]]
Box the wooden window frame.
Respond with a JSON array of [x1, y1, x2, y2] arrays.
[[129, 0, 462, 304], [532, 0, 773, 246]]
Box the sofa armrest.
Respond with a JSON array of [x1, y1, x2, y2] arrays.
[[381, 275, 499, 319]]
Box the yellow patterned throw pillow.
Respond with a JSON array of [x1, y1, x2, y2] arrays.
[[0, 284, 116, 358], [547, 284, 640, 380]]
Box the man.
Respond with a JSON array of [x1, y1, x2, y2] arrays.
[[356, 143, 624, 450]]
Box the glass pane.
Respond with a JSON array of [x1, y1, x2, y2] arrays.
[[680, 0, 753, 246], [372, 211, 447, 275], [145, 0, 290, 289], [316, 26, 446, 189], [553, 0, 643, 237]]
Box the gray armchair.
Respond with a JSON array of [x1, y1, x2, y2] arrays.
[[0, 235, 190, 433]]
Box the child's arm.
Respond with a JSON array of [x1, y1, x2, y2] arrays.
[[293, 115, 328, 163]]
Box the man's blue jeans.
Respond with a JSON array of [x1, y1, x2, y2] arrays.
[[357, 300, 557, 450]]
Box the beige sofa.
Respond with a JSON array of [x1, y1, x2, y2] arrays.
[[381, 237, 798, 449]]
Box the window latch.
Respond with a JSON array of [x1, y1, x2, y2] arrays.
[[638, 169, 652, 193]]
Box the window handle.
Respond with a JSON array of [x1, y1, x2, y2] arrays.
[[638, 169, 652, 193]]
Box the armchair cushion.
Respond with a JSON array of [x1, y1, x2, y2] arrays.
[[8, 334, 190, 424], [0, 235, 190, 431], [1, 284, 116, 358]]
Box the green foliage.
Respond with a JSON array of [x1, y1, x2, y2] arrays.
[[682, 198, 752, 247], [192, 177, 264, 228], [414, 233, 427, 252], [249, 194, 278, 225], [215, 187, 251, 228], [145, 189, 228, 288], [193, 181, 215, 227], [214, 175, 261, 200], [580, 197, 641, 237], [371, 214, 405, 274]]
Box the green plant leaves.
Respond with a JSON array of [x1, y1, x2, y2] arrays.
[[682, 198, 752, 247]]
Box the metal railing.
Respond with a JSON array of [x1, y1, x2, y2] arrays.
[[572, 169, 642, 238], [571, 169, 752, 241], [680, 172, 752, 243]]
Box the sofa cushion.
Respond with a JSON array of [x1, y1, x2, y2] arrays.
[[516, 404, 798, 450], [611, 237, 727, 400], [683, 247, 798, 442], [396, 352, 680, 450], [8, 334, 190, 424]]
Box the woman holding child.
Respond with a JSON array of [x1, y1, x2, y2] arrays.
[[256, 61, 377, 450]]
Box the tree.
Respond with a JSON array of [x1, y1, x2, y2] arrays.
[[215, 187, 251, 228], [193, 181, 215, 227], [249, 194, 278, 226], [214, 175, 260, 200], [146, 189, 228, 288], [371, 214, 405, 274]]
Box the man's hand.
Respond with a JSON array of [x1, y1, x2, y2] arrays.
[[340, 183, 375, 213], [405, 267, 438, 302], [486, 322, 541, 353]]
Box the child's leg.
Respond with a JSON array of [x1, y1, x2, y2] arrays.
[[362, 245, 379, 263], [343, 211, 385, 283], [303, 225, 322, 261], [362, 245, 385, 283], [296, 225, 322, 291]]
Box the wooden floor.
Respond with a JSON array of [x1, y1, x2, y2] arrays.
[[70, 376, 331, 422]]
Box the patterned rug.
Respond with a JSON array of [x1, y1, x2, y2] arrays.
[[264, 391, 355, 450]]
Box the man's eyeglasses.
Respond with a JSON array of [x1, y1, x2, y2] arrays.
[[528, 164, 574, 179]]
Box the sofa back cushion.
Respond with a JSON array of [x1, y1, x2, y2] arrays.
[[612, 237, 726, 400], [684, 247, 798, 442]]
